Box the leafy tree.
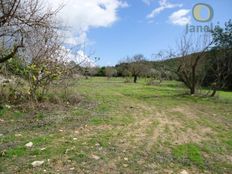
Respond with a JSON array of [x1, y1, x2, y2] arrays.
[[97, 67, 106, 76], [208, 20, 232, 95], [124, 54, 147, 83], [24, 59, 64, 101]]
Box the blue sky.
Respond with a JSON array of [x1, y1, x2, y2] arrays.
[[52, 0, 232, 66], [89, 0, 232, 66]]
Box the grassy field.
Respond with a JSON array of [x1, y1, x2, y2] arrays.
[[1, 77, 232, 174]]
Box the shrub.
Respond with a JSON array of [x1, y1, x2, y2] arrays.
[[67, 94, 82, 105]]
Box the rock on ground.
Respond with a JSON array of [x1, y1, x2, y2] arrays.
[[91, 154, 100, 160], [31, 161, 44, 167], [25, 142, 33, 148], [180, 170, 188, 174]]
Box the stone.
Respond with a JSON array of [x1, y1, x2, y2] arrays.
[[25, 142, 33, 148], [31, 161, 44, 167], [124, 157, 128, 161], [15, 134, 22, 137], [5, 105, 11, 109], [92, 154, 100, 160], [180, 170, 188, 174], [123, 164, 128, 168], [75, 130, 79, 134]]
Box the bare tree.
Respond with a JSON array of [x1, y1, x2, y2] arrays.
[[88, 67, 99, 77], [0, 0, 60, 63], [105, 67, 117, 79], [23, 26, 66, 100], [176, 34, 213, 95]]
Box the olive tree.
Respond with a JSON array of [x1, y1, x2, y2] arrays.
[[124, 54, 147, 83], [105, 67, 117, 79], [208, 20, 232, 96]]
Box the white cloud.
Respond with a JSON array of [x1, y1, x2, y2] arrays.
[[46, 0, 127, 63], [47, 0, 127, 45], [70, 50, 96, 67], [147, 0, 182, 19], [63, 48, 96, 67], [118, 1, 129, 8], [169, 9, 191, 26], [63, 30, 85, 47]]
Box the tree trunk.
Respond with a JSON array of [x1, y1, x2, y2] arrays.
[[133, 75, 137, 83], [191, 65, 196, 95], [210, 86, 217, 97], [190, 87, 195, 95], [0, 39, 24, 63]]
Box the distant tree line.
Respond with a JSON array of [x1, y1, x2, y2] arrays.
[[86, 20, 232, 95]]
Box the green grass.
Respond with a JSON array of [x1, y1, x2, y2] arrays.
[[32, 136, 50, 145], [1, 77, 232, 173], [172, 143, 204, 166], [4, 147, 27, 158], [0, 107, 7, 117], [218, 91, 232, 101], [69, 151, 89, 163], [0, 108, 25, 119]]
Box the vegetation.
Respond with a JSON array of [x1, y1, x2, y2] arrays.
[[0, 0, 59, 63], [89, 21, 232, 96], [175, 34, 212, 95], [205, 20, 232, 95], [0, 1, 231, 173], [1, 78, 232, 173]]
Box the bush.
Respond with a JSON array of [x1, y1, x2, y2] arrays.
[[146, 78, 161, 86], [124, 77, 132, 83], [48, 95, 61, 104], [67, 94, 82, 105]]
